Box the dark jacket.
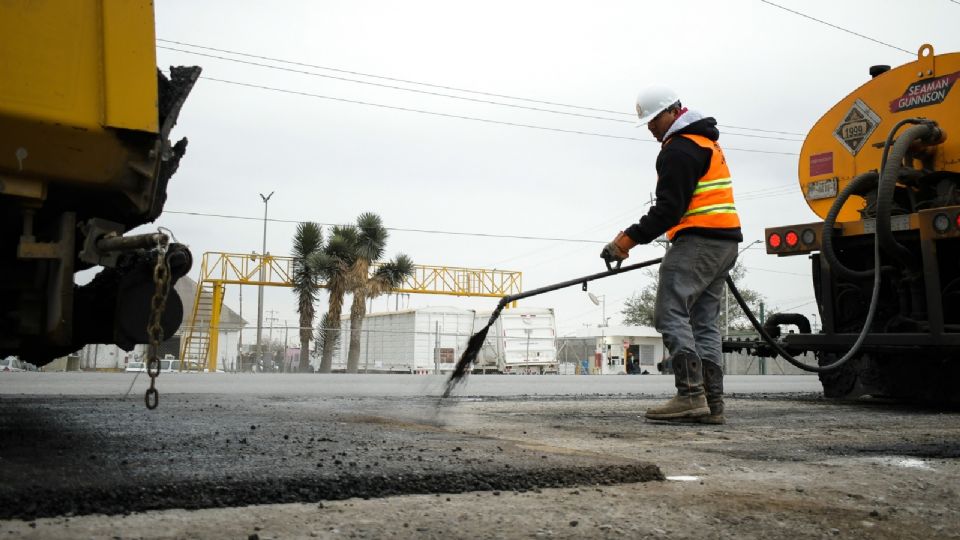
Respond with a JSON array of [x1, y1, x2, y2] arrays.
[[624, 117, 743, 244]]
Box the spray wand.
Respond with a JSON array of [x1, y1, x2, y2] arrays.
[[442, 256, 664, 397]]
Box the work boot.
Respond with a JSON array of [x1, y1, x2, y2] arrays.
[[699, 361, 726, 424], [645, 350, 710, 420], [666, 361, 726, 424]]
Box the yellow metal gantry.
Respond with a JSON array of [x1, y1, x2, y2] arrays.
[[180, 252, 523, 371]]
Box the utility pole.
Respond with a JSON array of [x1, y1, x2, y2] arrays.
[[283, 319, 290, 373], [524, 328, 532, 365], [434, 321, 440, 375], [265, 310, 278, 371], [237, 287, 243, 372], [758, 301, 766, 375], [256, 191, 274, 366], [265, 310, 279, 346]]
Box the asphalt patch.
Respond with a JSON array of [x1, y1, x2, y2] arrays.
[[0, 395, 662, 520]]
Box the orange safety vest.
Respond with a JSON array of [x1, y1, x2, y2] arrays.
[[665, 134, 740, 240]]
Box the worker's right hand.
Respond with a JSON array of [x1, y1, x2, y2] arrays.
[[600, 231, 637, 263]]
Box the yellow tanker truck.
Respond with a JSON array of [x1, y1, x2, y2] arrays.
[[726, 44, 960, 403], [0, 1, 199, 370]]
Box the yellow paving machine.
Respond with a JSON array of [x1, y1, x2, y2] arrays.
[[0, 1, 199, 367]]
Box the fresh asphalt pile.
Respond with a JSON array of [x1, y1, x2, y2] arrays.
[[0, 394, 662, 520]]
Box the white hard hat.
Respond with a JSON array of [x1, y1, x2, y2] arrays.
[[635, 85, 680, 126]]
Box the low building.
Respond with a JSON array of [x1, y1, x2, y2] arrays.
[[558, 325, 665, 375]]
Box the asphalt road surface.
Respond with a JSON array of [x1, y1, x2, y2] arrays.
[[1, 371, 822, 397], [1, 373, 958, 539]]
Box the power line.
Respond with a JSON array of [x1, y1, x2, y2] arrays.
[[198, 76, 801, 156], [784, 299, 817, 311], [737, 188, 800, 201], [158, 38, 627, 115], [736, 182, 798, 195], [164, 210, 607, 243], [198, 76, 647, 143], [758, 0, 913, 55], [739, 187, 797, 198], [160, 46, 628, 125], [157, 37, 807, 137], [160, 46, 804, 143], [166, 179, 805, 246], [719, 124, 805, 137], [743, 266, 808, 277]]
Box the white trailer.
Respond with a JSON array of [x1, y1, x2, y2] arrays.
[[334, 307, 476, 373], [474, 307, 558, 374]]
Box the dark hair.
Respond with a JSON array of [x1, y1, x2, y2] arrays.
[[666, 101, 682, 113]]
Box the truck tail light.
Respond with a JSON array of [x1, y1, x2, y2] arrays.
[[768, 233, 782, 249], [933, 213, 951, 233], [785, 230, 799, 247]]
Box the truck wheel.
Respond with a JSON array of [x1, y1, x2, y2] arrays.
[[817, 352, 858, 398], [817, 353, 884, 399], [873, 355, 960, 405]]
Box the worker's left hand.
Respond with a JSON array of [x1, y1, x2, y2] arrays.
[[600, 231, 638, 262]]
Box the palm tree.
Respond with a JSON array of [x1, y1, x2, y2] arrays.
[[309, 224, 358, 373], [345, 253, 415, 372], [344, 213, 415, 373], [291, 222, 323, 373], [312, 312, 338, 367]]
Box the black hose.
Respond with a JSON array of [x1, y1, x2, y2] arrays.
[[821, 171, 880, 280], [762, 313, 811, 337], [877, 123, 934, 270], [726, 234, 882, 373], [820, 118, 935, 280]]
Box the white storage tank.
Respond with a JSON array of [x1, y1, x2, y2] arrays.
[[334, 307, 476, 373]]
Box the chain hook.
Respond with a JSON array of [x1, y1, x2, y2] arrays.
[[144, 230, 171, 410]]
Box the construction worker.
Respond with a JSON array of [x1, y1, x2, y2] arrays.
[[601, 86, 741, 424]]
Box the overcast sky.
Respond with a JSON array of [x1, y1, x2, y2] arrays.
[[144, 0, 960, 343]]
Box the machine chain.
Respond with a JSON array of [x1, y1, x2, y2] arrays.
[[145, 232, 172, 409]]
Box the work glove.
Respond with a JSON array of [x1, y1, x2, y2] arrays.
[[600, 231, 638, 269]]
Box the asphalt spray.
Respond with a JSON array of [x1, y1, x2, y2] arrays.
[[441, 303, 506, 398], [440, 257, 664, 399]]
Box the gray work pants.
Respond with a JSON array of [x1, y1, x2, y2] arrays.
[[653, 235, 739, 367]]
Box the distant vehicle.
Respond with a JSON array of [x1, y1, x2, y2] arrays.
[[160, 359, 178, 373], [474, 308, 559, 374], [0, 357, 24, 372], [124, 362, 146, 373]]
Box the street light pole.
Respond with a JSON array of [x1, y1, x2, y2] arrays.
[[256, 191, 274, 363], [588, 292, 606, 327]]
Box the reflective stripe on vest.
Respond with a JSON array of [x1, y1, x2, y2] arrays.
[[666, 134, 740, 240]]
